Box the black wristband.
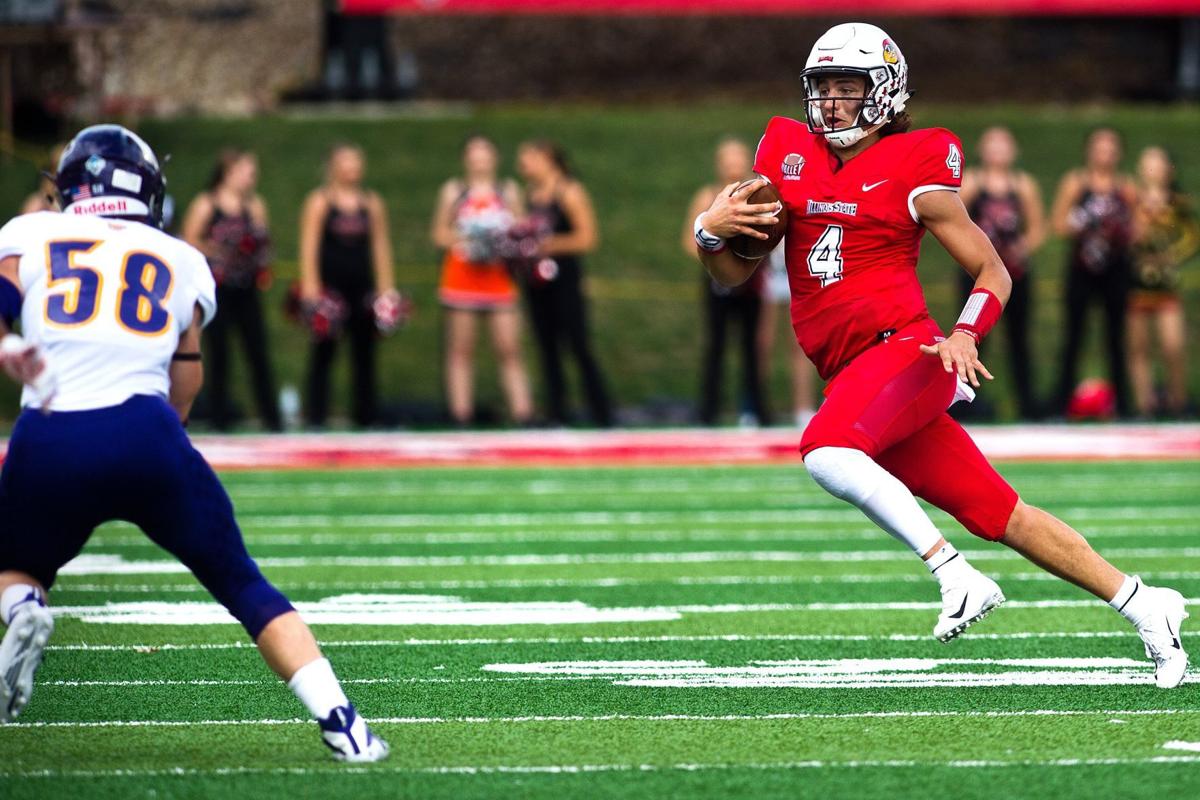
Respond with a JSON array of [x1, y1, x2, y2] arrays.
[[172, 352, 202, 362]]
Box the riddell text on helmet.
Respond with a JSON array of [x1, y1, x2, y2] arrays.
[[66, 201, 150, 220]]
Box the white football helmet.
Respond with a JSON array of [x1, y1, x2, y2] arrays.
[[799, 22, 911, 149]]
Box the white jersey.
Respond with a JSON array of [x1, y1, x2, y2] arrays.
[[0, 211, 216, 412]]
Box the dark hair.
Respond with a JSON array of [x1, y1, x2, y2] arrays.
[[522, 138, 573, 178], [206, 148, 253, 191], [878, 112, 913, 138]]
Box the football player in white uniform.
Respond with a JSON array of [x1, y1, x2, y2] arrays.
[[0, 125, 389, 760]]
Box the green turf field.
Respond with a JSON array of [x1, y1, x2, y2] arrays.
[[3, 103, 1199, 423], [0, 459, 1197, 798]]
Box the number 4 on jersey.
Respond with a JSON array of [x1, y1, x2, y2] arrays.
[[807, 224, 844, 287], [946, 143, 963, 179]]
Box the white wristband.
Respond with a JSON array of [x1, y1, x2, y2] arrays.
[[693, 213, 726, 253]]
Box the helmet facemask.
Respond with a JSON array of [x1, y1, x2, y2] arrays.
[[803, 71, 878, 149]]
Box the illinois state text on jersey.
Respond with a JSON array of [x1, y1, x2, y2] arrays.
[[0, 211, 215, 412], [753, 116, 964, 380]]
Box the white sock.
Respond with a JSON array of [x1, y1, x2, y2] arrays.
[[1, 584, 45, 625], [287, 657, 350, 720], [1108, 574, 1149, 627], [804, 446, 944, 556], [924, 542, 972, 585]]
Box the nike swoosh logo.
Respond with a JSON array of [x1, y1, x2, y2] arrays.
[[862, 180, 889, 192], [1166, 618, 1182, 649], [948, 596, 969, 620]]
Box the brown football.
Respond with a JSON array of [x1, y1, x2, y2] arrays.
[[728, 179, 787, 261]]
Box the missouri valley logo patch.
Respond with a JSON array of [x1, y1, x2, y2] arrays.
[[781, 153, 806, 180]]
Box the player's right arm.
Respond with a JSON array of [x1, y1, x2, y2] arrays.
[[695, 178, 776, 287], [168, 305, 205, 424]]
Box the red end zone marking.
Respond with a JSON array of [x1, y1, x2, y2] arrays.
[[4, 425, 1192, 470]]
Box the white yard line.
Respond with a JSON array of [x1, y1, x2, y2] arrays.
[[57, 547, 1200, 576], [33, 656, 1169, 689], [45, 631, 1137, 652], [38, 676, 597, 688], [227, 479, 815, 498], [478, 657, 1194, 688], [42, 595, 1200, 628], [35, 658, 1171, 690], [217, 472, 1200, 499], [87, 524, 1200, 549], [6, 755, 1200, 780], [206, 505, 1200, 528], [16, 708, 1200, 730], [52, 570, 1200, 595]]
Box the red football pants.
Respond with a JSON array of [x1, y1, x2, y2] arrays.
[[800, 319, 1018, 541]]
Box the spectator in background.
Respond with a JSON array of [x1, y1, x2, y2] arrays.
[[1128, 146, 1199, 418], [516, 139, 612, 428], [760, 243, 819, 429], [299, 143, 398, 428], [432, 135, 533, 426], [1051, 128, 1137, 418], [20, 144, 65, 213], [681, 138, 769, 426], [960, 127, 1046, 420], [182, 149, 282, 432]]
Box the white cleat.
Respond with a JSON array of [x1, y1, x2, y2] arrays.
[[0, 604, 54, 723], [319, 704, 390, 763], [934, 571, 1006, 643], [1134, 584, 1189, 689]]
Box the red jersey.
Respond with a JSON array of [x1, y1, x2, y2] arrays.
[[753, 116, 964, 379]]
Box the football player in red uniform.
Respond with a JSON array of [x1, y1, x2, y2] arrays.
[[693, 22, 1187, 688]]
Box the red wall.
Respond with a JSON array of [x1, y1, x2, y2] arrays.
[[343, 0, 1200, 15]]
